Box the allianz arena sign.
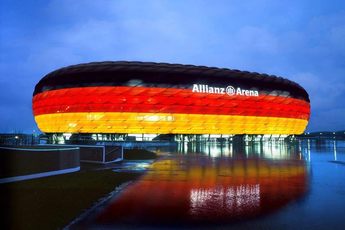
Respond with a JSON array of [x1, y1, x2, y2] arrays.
[[192, 84, 259, 97]]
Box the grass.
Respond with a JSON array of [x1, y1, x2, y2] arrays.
[[1, 169, 142, 230]]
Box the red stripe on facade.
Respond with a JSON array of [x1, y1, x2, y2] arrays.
[[32, 86, 310, 119]]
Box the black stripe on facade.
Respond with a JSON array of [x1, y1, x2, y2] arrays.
[[33, 61, 310, 102]]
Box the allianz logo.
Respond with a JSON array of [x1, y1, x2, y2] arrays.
[[192, 84, 259, 97]]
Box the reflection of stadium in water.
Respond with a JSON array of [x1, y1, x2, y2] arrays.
[[96, 142, 309, 226]]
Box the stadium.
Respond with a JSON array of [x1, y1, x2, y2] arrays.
[[32, 61, 310, 142]]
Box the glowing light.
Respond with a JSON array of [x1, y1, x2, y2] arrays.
[[35, 112, 308, 134], [86, 113, 104, 121], [137, 115, 174, 122], [32, 86, 310, 134], [68, 123, 77, 128]]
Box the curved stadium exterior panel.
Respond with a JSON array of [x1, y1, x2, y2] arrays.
[[32, 61, 310, 135]]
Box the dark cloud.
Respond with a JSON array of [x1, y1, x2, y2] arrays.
[[1, 0, 345, 133]]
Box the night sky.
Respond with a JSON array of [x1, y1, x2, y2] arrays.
[[1, 0, 345, 133]]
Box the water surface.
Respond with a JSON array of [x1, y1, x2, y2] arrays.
[[92, 140, 345, 229]]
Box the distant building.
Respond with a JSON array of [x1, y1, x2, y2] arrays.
[[0, 133, 39, 146], [32, 61, 310, 142], [299, 131, 345, 140]]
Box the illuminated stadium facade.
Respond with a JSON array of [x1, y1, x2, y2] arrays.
[[32, 61, 310, 142]]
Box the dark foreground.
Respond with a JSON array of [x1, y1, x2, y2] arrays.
[[0, 148, 158, 230], [0, 169, 141, 229]]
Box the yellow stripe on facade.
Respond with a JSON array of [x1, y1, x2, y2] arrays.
[[35, 112, 308, 135]]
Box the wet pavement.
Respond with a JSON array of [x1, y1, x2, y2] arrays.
[[80, 139, 345, 229]]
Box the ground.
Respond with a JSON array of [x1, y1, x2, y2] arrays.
[[0, 148, 158, 230]]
